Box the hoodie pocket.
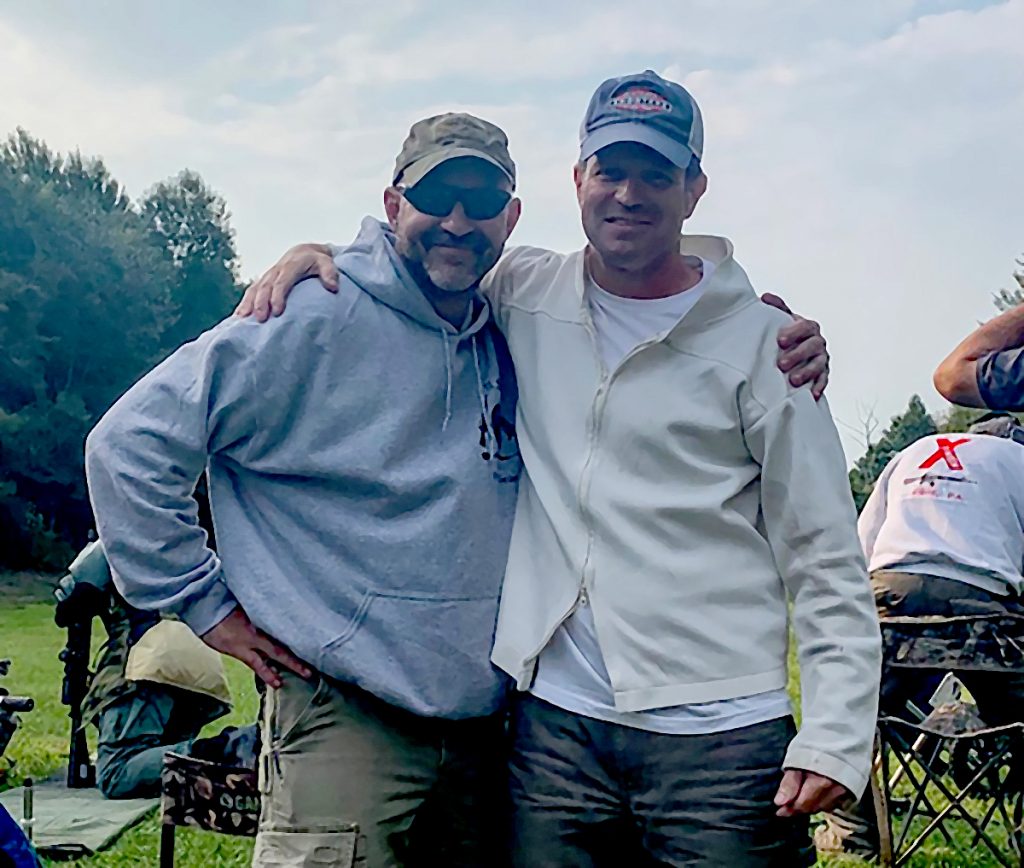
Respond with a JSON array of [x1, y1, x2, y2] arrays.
[[316, 590, 375, 665], [315, 590, 501, 716]]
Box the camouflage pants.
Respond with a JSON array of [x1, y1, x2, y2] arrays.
[[253, 674, 507, 868], [95, 683, 197, 799]]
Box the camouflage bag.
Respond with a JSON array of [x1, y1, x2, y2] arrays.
[[881, 613, 1024, 673], [160, 751, 259, 837]]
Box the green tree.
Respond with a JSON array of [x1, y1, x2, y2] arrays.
[[992, 255, 1024, 312], [849, 395, 937, 511], [140, 170, 240, 349], [936, 404, 985, 434], [2, 127, 131, 214], [0, 132, 250, 567], [0, 130, 180, 566]]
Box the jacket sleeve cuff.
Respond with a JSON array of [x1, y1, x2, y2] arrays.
[[782, 744, 870, 800], [178, 580, 239, 637]]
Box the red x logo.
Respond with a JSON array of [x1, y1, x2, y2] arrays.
[[919, 438, 970, 471]]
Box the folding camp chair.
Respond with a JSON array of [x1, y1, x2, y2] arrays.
[[158, 751, 259, 867], [874, 615, 1024, 867]]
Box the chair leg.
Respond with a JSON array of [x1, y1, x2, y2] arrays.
[[873, 731, 894, 867], [907, 747, 1017, 867], [883, 724, 1020, 867], [159, 823, 175, 868]]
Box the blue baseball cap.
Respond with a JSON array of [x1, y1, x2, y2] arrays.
[[579, 70, 704, 171]]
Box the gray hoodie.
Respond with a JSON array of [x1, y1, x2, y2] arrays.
[[86, 217, 520, 718]]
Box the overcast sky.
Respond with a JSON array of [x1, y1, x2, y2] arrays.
[[2, 0, 1022, 460]]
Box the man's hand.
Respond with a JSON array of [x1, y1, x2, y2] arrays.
[[201, 607, 312, 688], [774, 768, 849, 817], [235, 243, 339, 322], [761, 292, 829, 401]]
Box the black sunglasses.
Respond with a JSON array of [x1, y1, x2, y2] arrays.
[[401, 183, 512, 221]]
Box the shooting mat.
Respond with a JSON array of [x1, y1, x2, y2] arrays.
[[0, 779, 156, 859]]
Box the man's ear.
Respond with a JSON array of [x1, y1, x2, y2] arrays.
[[505, 197, 522, 235], [383, 187, 402, 230], [683, 172, 708, 219], [573, 161, 585, 204]]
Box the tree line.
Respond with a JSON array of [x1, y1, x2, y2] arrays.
[[0, 129, 240, 568]]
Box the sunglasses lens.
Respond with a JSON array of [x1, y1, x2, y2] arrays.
[[403, 185, 456, 217], [403, 185, 510, 221], [462, 189, 511, 220]]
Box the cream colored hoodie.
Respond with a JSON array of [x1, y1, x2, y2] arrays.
[[484, 236, 881, 797]]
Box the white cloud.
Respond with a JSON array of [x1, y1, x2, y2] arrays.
[[669, 1, 1024, 453], [0, 20, 196, 165]]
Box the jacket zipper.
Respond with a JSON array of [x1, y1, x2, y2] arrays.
[[575, 304, 608, 609], [576, 315, 669, 599], [524, 302, 671, 668]]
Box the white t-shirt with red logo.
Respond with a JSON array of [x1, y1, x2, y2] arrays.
[[860, 432, 1024, 596]]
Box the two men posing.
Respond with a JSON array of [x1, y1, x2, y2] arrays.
[[87, 71, 880, 866]]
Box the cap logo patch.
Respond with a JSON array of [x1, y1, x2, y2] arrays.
[[609, 88, 671, 114]]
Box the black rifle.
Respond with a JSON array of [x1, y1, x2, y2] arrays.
[[0, 659, 34, 764], [57, 618, 96, 788]]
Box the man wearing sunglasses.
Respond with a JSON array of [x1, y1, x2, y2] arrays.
[[235, 72, 877, 867], [86, 115, 526, 867]]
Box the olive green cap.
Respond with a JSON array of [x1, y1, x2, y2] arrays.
[[393, 113, 516, 189]]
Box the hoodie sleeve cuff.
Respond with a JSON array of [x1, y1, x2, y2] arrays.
[[783, 744, 870, 800], [178, 580, 239, 637]]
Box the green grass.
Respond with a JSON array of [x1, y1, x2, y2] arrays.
[[3, 597, 255, 865], [1, 585, 1019, 866]]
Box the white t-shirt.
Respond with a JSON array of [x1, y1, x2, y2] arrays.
[[530, 259, 792, 734], [860, 432, 1024, 596]]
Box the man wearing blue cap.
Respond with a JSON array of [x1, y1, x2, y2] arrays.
[[485, 69, 879, 867], [237, 70, 877, 866]]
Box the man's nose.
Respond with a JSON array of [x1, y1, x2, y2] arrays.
[[440, 202, 473, 235], [613, 178, 644, 208]]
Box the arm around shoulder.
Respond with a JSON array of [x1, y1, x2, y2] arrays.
[[479, 245, 566, 328]]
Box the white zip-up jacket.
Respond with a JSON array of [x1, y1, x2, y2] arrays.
[[485, 236, 881, 797], [860, 433, 1024, 595]]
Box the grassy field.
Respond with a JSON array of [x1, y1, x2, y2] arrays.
[[0, 575, 1017, 866], [2, 579, 255, 865]]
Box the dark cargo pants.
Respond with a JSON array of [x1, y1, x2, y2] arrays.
[[508, 695, 815, 867]]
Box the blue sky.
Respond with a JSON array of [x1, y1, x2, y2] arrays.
[[2, 0, 1022, 460]]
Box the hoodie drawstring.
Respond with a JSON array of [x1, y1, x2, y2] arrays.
[[441, 331, 454, 431], [440, 329, 497, 458], [471, 334, 495, 458]]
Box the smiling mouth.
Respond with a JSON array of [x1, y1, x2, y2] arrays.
[[605, 216, 651, 226]]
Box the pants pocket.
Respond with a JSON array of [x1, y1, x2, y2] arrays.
[[253, 825, 360, 867], [274, 676, 336, 746]]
